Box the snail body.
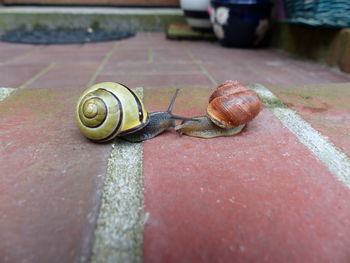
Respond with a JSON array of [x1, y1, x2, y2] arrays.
[[121, 89, 190, 142], [176, 116, 245, 138], [121, 111, 175, 142], [175, 80, 261, 138], [76, 82, 192, 143]]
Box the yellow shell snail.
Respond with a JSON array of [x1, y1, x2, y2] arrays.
[[75, 82, 193, 143]]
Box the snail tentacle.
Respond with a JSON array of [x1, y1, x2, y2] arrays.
[[121, 111, 173, 142], [121, 89, 196, 142]]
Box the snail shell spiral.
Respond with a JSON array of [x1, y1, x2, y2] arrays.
[[207, 80, 262, 129], [175, 80, 262, 139], [75, 82, 148, 142]]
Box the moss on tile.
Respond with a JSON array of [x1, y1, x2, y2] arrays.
[[0, 87, 16, 102], [260, 97, 289, 109]]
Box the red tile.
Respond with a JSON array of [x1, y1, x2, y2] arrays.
[[107, 48, 150, 64], [142, 87, 350, 263], [149, 32, 188, 48], [185, 41, 350, 86], [0, 63, 49, 88], [16, 46, 106, 64], [0, 88, 111, 263], [202, 63, 271, 86], [102, 62, 201, 75], [117, 32, 151, 48], [117, 32, 183, 49], [269, 83, 350, 156], [94, 73, 213, 88], [0, 42, 37, 63], [185, 42, 266, 64], [76, 41, 115, 52], [152, 47, 193, 63], [27, 63, 100, 89]]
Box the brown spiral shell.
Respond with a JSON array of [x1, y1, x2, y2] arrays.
[[207, 80, 262, 129]]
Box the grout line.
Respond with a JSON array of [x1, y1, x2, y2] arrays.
[[198, 64, 218, 86], [87, 43, 118, 87], [181, 42, 218, 86], [106, 71, 204, 76], [2, 46, 44, 65], [250, 83, 350, 188], [91, 88, 147, 263], [18, 63, 55, 89], [114, 61, 195, 65], [148, 48, 153, 63]]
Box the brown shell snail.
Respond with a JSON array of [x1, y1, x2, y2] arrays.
[[175, 80, 262, 138], [75, 82, 193, 143]]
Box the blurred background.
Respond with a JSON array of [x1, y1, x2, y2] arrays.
[[0, 0, 349, 74]]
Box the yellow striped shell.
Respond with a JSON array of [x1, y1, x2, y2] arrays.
[[75, 82, 149, 142]]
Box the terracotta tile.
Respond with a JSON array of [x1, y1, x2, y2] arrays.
[[0, 88, 111, 263], [202, 63, 273, 86], [94, 72, 213, 88], [143, 87, 350, 263], [15, 47, 106, 64], [0, 63, 49, 88], [149, 32, 187, 47], [108, 48, 150, 63], [269, 83, 350, 156], [205, 58, 350, 87], [76, 41, 115, 52], [27, 63, 100, 89], [117, 32, 151, 47], [186, 42, 350, 85], [117, 32, 183, 48], [185, 42, 262, 64], [0, 42, 37, 63], [102, 62, 201, 75], [152, 48, 193, 63]]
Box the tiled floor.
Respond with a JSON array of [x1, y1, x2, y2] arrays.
[[1, 32, 350, 263]]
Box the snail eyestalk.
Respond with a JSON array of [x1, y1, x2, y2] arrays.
[[167, 88, 179, 112], [120, 89, 196, 142]]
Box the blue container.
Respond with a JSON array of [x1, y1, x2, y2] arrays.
[[284, 0, 350, 27], [210, 0, 272, 47]]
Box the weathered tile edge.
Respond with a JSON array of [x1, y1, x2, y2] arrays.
[[250, 83, 350, 188], [90, 88, 147, 263], [0, 87, 16, 102]]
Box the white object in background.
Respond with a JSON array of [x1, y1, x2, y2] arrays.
[[180, 0, 212, 30]]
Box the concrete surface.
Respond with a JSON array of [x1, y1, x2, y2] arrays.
[[91, 89, 146, 263], [1, 32, 350, 263], [0, 7, 185, 32], [91, 140, 145, 263]]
